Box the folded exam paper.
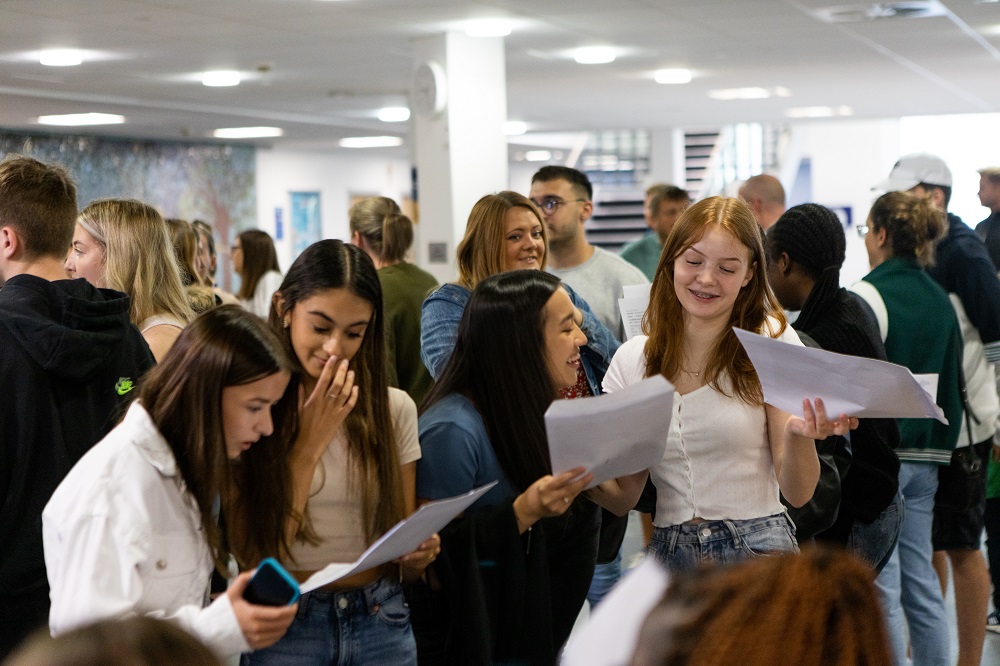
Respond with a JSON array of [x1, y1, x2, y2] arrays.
[[732, 327, 947, 424], [299, 481, 498, 593], [546, 374, 673, 488]]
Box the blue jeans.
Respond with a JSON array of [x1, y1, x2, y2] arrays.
[[848, 490, 904, 574], [875, 463, 949, 666], [240, 577, 416, 666], [647, 513, 798, 572], [587, 549, 622, 607]]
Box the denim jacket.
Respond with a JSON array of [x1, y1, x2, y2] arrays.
[[420, 282, 620, 395]]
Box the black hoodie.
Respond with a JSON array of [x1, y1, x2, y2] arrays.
[[0, 274, 154, 657]]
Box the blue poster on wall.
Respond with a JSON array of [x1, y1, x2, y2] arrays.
[[290, 192, 321, 259]]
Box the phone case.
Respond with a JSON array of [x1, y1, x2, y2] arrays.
[[243, 557, 301, 606]]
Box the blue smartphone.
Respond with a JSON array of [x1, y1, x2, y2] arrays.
[[243, 557, 300, 607]]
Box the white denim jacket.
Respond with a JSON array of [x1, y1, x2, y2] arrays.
[[43, 402, 250, 657]]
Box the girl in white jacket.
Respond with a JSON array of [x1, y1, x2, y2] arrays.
[[43, 305, 300, 657]]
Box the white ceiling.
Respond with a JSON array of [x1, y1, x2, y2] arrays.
[[1, 0, 999, 153]]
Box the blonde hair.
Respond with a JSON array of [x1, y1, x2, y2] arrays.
[[349, 196, 416, 264], [78, 199, 194, 328], [644, 196, 785, 405], [456, 191, 546, 290]]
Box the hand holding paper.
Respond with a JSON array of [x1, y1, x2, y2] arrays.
[[732, 327, 947, 424], [546, 375, 674, 487], [299, 482, 497, 593]]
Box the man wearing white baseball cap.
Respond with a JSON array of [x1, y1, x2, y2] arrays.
[[870, 152, 1000, 666]]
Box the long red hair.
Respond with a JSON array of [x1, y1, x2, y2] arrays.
[[643, 196, 786, 404]]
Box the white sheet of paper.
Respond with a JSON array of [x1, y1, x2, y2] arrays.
[[732, 327, 947, 424], [618, 284, 651, 341], [560, 557, 670, 666], [299, 481, 498, 593], [546, 375, 674, 488]]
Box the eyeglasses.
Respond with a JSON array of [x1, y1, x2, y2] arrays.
[[530, 196, 587, 213], [856, 225, 869, 238]]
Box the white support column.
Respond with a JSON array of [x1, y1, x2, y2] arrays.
[[411, 32, 509, 284], [647, 128, 685, 189]]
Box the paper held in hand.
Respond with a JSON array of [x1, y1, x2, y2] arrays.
[[618, 283, 651, 341], [732, 327, 947, 424], [299, 481, 498, 593], [545, 374, 674, 488]]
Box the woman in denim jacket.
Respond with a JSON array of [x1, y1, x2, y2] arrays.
[[420, 191, 619, 397]]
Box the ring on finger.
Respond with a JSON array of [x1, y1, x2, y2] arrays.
[[562, 497, 569, 505]]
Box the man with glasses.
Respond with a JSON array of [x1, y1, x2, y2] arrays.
[[529, 165, 647, 341], [872, 153, 1000, 666]]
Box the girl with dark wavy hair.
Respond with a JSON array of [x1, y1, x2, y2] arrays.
[[244, 240, 436, 666]]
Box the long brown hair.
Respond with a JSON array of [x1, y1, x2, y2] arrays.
[[269, 240, 405, 545], [643, 196, 785, 404], [349, 196, 415, 264], [631, 547, 892, 666], [456, 191, 547, 289], [134, 305, 297, 570], [236, 229, 280, 300]]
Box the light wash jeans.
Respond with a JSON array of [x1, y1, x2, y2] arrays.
[[240, 577, 416, 666], [875, 462, 950, 666], [647, 513, 798, 572], [587, 549, 622, 607]]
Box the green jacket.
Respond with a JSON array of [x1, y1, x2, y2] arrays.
[[855, 258, 964, 465]]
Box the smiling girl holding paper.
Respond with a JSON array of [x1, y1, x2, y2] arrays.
[[413, 270, 644, 664], [603, 196, 857, 571], [242, 240, 438, 666]]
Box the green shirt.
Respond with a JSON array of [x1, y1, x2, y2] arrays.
[[378, 262, 439, 405], [619, 234, 663, 281]]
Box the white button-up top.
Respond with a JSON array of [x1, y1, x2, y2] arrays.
[[603, 323, 802, 527], [43, 402, 249, 657]]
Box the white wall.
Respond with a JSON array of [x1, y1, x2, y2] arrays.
[[795, 118, 902, 286], [255, 148, 411, 272]]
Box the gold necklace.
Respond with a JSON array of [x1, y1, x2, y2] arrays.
[[679, 366, 701, 377]]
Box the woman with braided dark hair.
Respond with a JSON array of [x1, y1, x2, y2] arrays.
[[766, 203, 902, 572]]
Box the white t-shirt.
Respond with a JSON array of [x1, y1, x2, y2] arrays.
[[547, 246, 649, 341], [241, 269, 283, 320], [287, 387, 421, 570], [602, 322, 802, 527]]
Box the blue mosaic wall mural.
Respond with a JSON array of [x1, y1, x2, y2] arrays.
[[0, 132, 256, 288]]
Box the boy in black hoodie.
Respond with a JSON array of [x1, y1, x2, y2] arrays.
[[0, 155, 154, 658]]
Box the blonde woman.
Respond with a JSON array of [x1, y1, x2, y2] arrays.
[[165, 217, 218, 313], [349, 197, 438, 404], [65, 199, 194, 361]]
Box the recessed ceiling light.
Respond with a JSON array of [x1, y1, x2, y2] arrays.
[[377, 107, 411, 122], [465, 19, 513, 37], [202, 70, 241, 87], [213, 126, 283, 139], [785, 105, 854, 119], [654, 68, 692, 84], [574, 47, 616, 64], [525, 150, 552, 162], [339, 136, 403, 148], [39, 49, 83, 67], [502, 120, 527, 136], [37, 113, 124, 126], [707, 87, 772, 101]]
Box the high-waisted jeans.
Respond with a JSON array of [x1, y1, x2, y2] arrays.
[[648, 513, 798, 572]]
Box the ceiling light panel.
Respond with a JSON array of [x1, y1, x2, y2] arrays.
[[654, 69, 692, 84], [377, 107, 410, 122], [213, 126, 283, 139], [202, 70, 240, 87], [465, 19, 512, 37], [339, 136, 403, 148], [39, 49, 83, 66], [37, 113, 124, 126], [574, 47, 616, 64]]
